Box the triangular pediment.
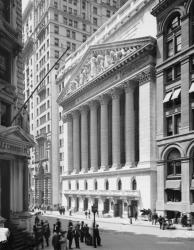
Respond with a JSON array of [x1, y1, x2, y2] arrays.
[[60, 36, 156, 100], [0, 125, 34, 146]]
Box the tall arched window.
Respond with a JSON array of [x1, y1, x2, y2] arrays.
[[105, 180, 109, 190], [166, 149, 181, 179], [165, 13, 181, 58], [132, 179, 137, 190], [118, 179, 122, 190]]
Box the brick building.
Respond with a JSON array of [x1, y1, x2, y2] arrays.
[[152, 0, 194, 219]]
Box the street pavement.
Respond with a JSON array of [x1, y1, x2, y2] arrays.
[[35, 211, 194, 250]]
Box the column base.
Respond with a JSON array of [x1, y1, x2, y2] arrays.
[[111, 163, 121, 170], [89, 167, 98, 173], [80, 169, 88, 174], [99, 165, 109, 171], [71, 169, 79, 175], [123, 162, 135, 169]]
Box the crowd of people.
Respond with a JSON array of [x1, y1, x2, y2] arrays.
[[32, 214, 102, 250]]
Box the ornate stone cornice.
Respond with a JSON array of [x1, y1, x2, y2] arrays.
[[138, 67, 156, 85], [88, 100, 99, 109], [71, 110, 80, 118], [79, 105, 89, 114]]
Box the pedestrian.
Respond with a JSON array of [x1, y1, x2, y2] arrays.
[[88, 210, 91, 219], [85, 210, 88, 219], [134, 211, 138, 221], [55, 218, 61, 234], [74, 226, 80, 249], [35, 214, 40, 226], [35, 222, 44, 250], [80, 221, 84, 243], [67, 226, 74, 249], [68, 220, 73, 228], [43, 220, 51, 247], [59, 231, 68, 250], [94, 224, 102, 247], [52, 231, 60, 250]]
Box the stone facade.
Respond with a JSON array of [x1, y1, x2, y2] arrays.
[[0, 0, 34, 220], [57, 0, 157, 218]]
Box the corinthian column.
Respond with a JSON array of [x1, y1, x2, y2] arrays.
[[89, 100, 98, 172], [99, 95, 109, 171], [124, 83, 135, 167], [111, 88, 121, 169], [63, 114, 73, 174], [72, 110, 80, 174], [80, 106, 89, 173]]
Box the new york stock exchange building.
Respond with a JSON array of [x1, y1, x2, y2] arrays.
[[56, 0, 157, 218]]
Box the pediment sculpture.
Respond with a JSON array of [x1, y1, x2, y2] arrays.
[[65, 46, 138, 96]]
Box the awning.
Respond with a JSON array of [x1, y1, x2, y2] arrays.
[[171, 88, 181, 100], [165, 179, 181, 190], [163, 92, 172, 103], [190, 179, 194, 190], [189, 82, 194, 93]]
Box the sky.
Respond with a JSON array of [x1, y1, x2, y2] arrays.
[[22, 0, 30, 12]]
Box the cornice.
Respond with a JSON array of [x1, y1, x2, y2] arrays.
[[151, 0, 170, 17], [61, 166, 156, 180]]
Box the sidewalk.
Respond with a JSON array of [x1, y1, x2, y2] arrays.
[[41, 210, 194, 239]]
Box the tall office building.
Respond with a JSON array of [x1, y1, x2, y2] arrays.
[[23, 0, 127, 208]]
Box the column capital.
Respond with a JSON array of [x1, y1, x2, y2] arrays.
[[98, 94, 110, 105], [109, 88, 122, 99], [122, 81, 135, 93], [72, 110, 80, 118], [88, 100, 99, 109], [79, 105, 89, 114], [62, 113, 72, 123]]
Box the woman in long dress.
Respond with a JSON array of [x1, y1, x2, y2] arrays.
[[59, 231, 68, 250]]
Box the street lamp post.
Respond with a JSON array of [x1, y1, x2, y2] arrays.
[[92, 204, 98, 248]]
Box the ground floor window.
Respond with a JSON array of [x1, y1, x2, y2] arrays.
[[166, 189, 181, 202]]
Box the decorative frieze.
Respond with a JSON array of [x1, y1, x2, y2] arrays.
[[138, 67, 156, 85]]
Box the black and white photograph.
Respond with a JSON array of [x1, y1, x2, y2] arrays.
[[0, 0, 194, 249]]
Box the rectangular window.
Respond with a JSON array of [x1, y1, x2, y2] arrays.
[[72, 31, 76, 39], [69, 7, 72, 14], [106, 10, 111, 17], [166, 68, 173, 82], [69, 19, 72, 26], [175, 35, 181, 53], [82, 34, 87, 42], [93, 17, 98, 26], [63, 17, 67, 25], [82, 23, 86, 31], [93, 7, 97, 14], [74, 20, 78, 28], [73, 0, 77, 5], [167, 40, 173, 58], [82, 1, 86, 9], [67, 29, 70, 37], [54, 50, 59, 58], [82, 13, 86, 19], [174, 114, 181, 134], [54, 38, 59, 46], [1, 102, 11, 127], [54, 13, 58, 21], [74, 9, 77, 15], [174, 63, 181, 79], [54, 25, 59, 34], [166, 116, 173, 136], [54, 2, 58, 8], [72, 43, 76, 51]]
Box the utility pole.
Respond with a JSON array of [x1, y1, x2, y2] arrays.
[[10, 47, 70, 126]]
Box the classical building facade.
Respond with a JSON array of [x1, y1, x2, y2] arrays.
[[152, 0, 194, 219], [0, 0, 34, 220], [23, 0, 127, 208], [57, 0, 157, 217]]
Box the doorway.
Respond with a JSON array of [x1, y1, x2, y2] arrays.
[[114, 199, 123, 217], [0, 160, 10, 219]]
